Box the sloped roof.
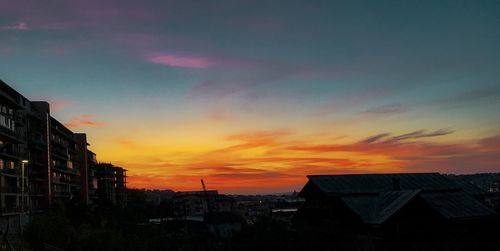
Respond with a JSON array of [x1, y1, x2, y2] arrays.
[[306, 173, 460, 195], [341, 190, 421, 224], [421, 191, 494, 220], [450, 178, 487, 196], [302, 173, 496, 225]]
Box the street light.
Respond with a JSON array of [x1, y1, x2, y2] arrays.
[[21, 160, 28, 214], [20, 160, 29, 250]]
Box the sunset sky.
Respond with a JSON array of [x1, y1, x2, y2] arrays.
[[1, 0, 500, 194]]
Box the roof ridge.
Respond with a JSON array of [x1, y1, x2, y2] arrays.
[[307, 172, 440, 178], [374, 190, 421, 224]]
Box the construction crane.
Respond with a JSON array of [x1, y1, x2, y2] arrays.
[[200, 179, 212, 214]]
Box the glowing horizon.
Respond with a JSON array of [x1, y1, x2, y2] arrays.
[[1, 0, 500, 194]]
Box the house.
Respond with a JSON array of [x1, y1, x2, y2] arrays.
[[295, 173, 498, 250]]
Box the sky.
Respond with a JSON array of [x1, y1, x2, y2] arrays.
[[1, 0, 500, 194]]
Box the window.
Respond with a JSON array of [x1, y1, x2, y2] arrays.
[[6, 161, 14, 169]]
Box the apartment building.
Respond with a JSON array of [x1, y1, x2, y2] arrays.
[[91, 163, 127, 207], [1, 79, 127, 230], [0, 81, 30, 230]]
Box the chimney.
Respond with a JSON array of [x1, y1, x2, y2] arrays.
[[392, 177, 401, 191]]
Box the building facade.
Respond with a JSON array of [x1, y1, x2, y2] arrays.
[[0, 81, 29, 230], [91, 163, 127, 207], [1, 79, 127, 231]]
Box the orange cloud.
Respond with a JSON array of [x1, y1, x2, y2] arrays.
[[101, 128, 500, 193], [64, 115, 106, 128]]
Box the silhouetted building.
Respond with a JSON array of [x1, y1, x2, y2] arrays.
[[27, 102, 94, 207], [92, 163, 127, 207], [87, 150, 99, 206], [173, 190, 236, 218], [1, 79, 127, 231], [0, 80, 30, 231], [173, 190, 219, 218], [295, 173, 498, 250]]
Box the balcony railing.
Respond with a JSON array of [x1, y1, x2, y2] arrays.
[[14, 113, 25, 125], [29, 137, 47, 147], [53, 191, 72, 197], [29, 186, 44, 195], [0, 146, 25, 157], [0, 206, 22, 215], [0, 126, 25, 142], [1, 167, 21, 176], [1, 186, 19, 193]]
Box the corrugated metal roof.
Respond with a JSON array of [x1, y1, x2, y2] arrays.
[[421, 191, 494, 219], [342, 190, 421, 225], [451, 179, 487, 196], [375, 190, 421, 224], [304, 173, 496, 224], [307, 173, 460, 195], [341, 195, 377, 223]]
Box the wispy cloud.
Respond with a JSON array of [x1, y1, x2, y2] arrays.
[[189, 58, 343, 100], [148, 54, 215, 69], [362, 103, 407, 115], [359, 133, 391, 144], [0, 22, 29, 31], [64, 115, 106, 128], [433, 87, 500, 106], [386, 128, 454, 143]]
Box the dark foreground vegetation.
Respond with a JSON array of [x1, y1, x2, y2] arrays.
[[24, 189, 500, 251], [24, 189, 302, 251]]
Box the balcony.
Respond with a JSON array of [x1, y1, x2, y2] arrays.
[[29, 139, 47, 151], [0, 206, 22, 215], [52, 176, 65, 184], [0, 126, 24, 143], [28, 169, 47, 180], [1, 167, 21, 177], [53, 191, 72, 197], [52, 149, 69, 160], [29, 186, 45, 196], [51, 137, 69, 147], [0, 148, 23, 160], [1, 185, 19, 194], [14, 113, 25, 126], [53, 165, 79, 175]]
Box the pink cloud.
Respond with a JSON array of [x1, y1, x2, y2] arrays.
[[148, 54, 215, 69], [0, 46, 13, 53], [64, 115, 106, 128], [0, 22, 29, 31], [246, 17, 283, 32], [29, 96, 73, 112], [49, 99, 73, 112]]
